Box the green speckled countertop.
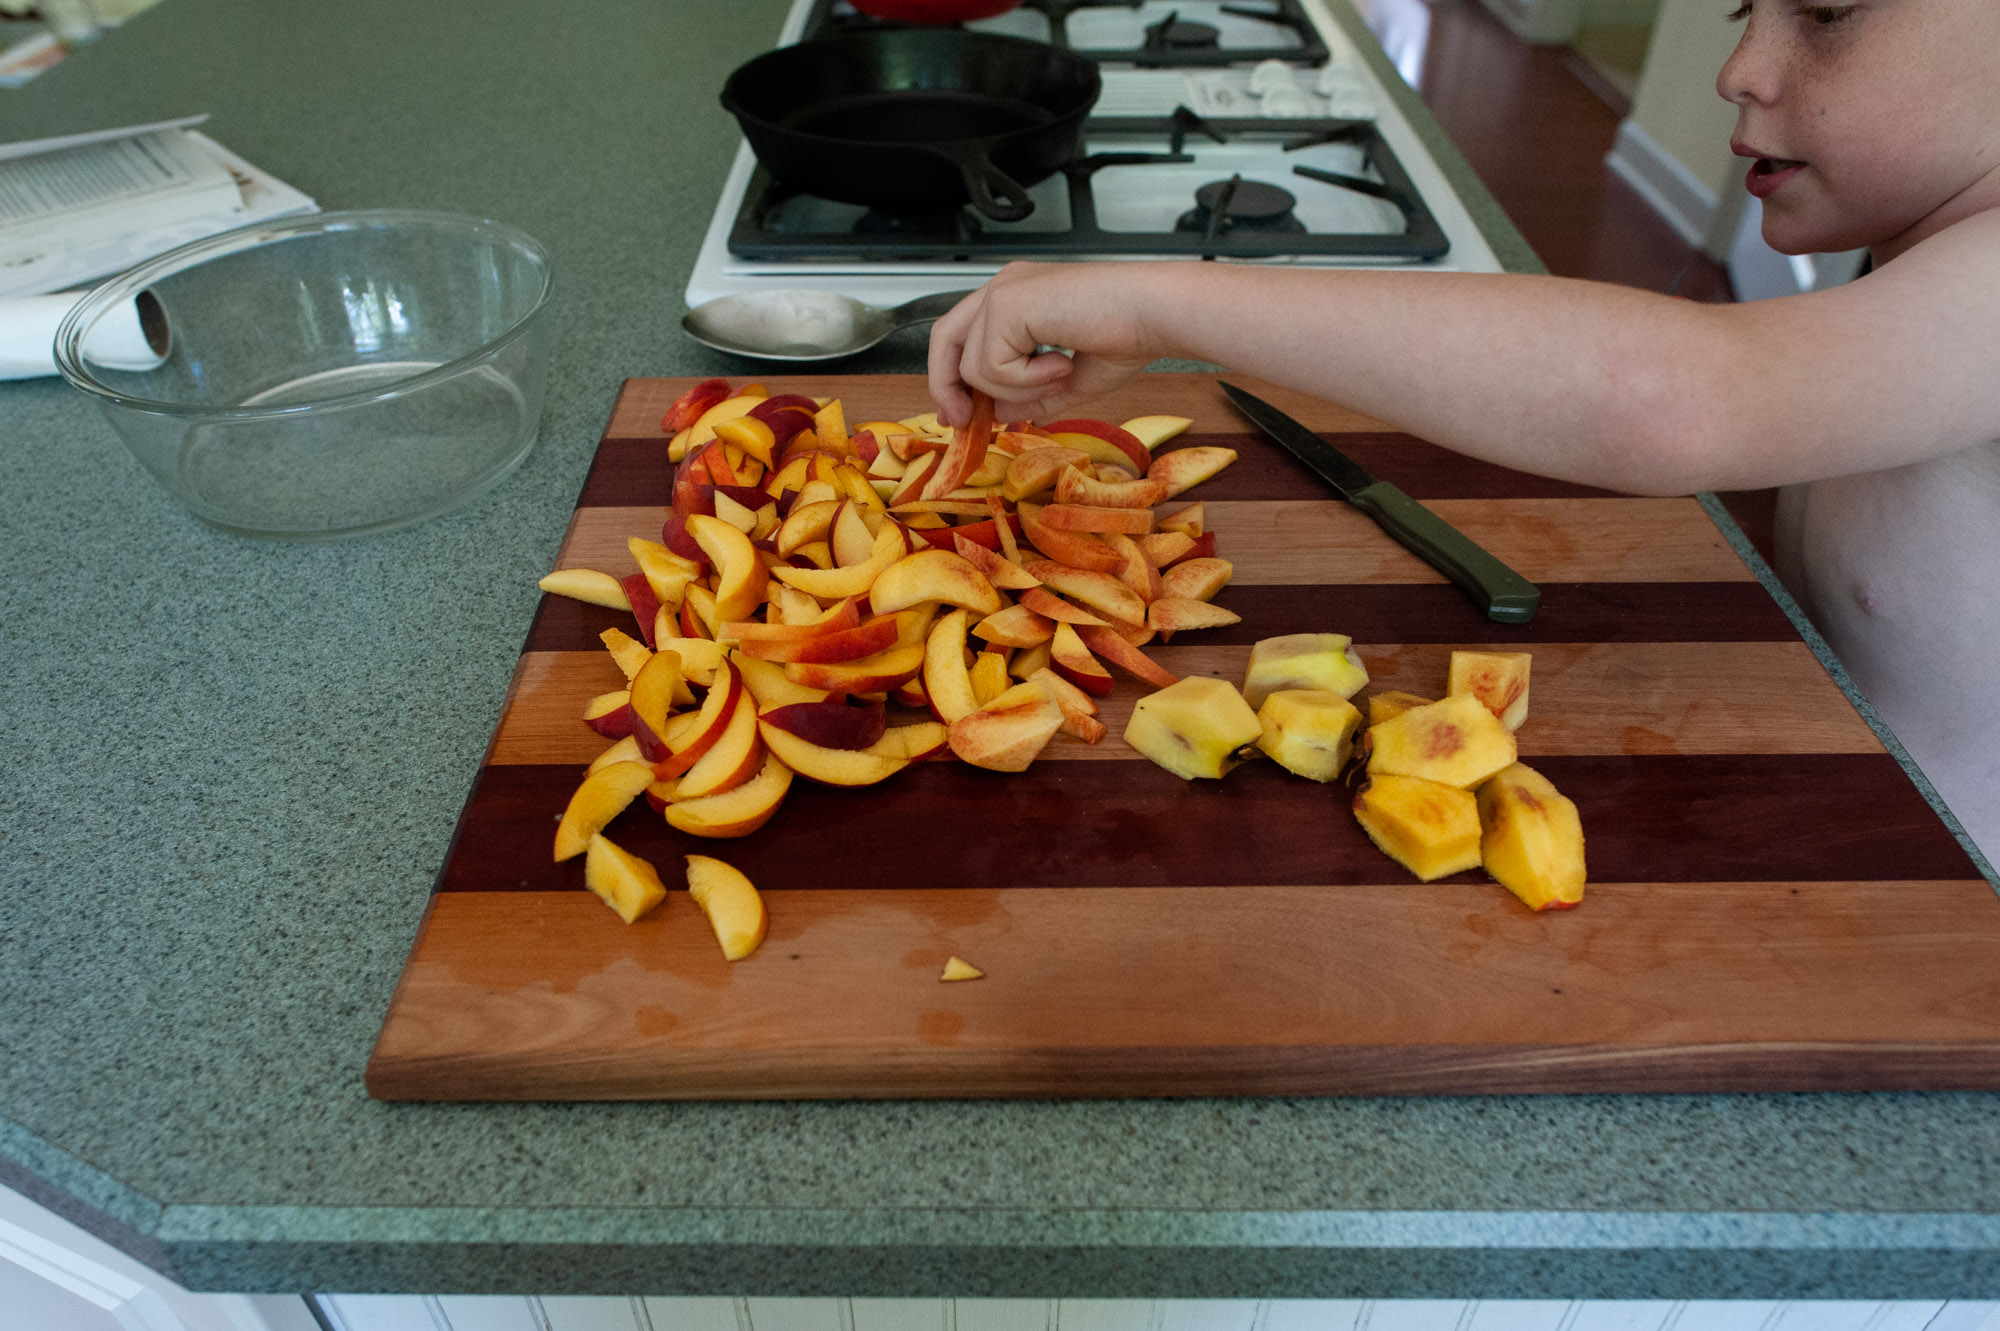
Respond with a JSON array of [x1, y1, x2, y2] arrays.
[[4, 0, 1999, 1300]]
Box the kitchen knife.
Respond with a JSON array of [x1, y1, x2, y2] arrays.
[[1218, 382, 1540, 624]]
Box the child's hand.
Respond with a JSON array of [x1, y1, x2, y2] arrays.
[[928, 262, 1163, 427]]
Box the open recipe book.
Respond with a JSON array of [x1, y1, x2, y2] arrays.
[[0, 114, 316, 298]]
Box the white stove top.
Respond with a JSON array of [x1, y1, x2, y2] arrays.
[[684, 0, 1502, 311]]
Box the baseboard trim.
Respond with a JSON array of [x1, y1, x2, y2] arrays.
[[1604, 117, 1716, 247]]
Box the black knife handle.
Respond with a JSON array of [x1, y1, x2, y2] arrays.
[[1349, 481, 1541, 623]]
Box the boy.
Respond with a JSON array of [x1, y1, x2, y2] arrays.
[[928, 0, 2000, 862]]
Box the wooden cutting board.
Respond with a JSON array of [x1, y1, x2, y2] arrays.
[[366, 374, 1998, 1101]]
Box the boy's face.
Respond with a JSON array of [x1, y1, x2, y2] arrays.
[[1718, 0, 2000, 258]]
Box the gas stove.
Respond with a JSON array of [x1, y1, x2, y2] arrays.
[[685, 0, 1502, 311]]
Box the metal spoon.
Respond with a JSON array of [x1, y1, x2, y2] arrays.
[[681, 288, 977, 362]]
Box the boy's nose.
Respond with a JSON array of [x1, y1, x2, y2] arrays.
[[1717, 20, 1780, 106]]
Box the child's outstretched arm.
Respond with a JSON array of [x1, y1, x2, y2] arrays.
[[928, 217, 2000, 495]]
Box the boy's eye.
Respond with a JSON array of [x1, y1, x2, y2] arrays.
[[1800, 3, 1856, 22], [1727, 2, 1751, 17]]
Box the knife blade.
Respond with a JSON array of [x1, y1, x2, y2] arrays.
[[1219, 382, 1540, 624]]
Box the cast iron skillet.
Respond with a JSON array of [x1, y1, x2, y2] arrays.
[[719, 29, 1101, 224]]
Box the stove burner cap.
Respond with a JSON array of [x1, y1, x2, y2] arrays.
[[1176, 177, 1306, 236], [1144, 16, 1220, 49], [1196, 177, 1296, 220]]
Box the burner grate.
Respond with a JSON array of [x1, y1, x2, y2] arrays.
[[802, 0, 1330, 66], [726, 114, 1449, 263]]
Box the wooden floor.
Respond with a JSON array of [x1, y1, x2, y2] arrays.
[[1409, 0, 1734, 300]]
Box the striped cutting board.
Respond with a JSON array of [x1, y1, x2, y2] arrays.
[[365, 374, 1997, 1101]]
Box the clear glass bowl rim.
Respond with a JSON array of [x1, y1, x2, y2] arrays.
[[52, 208, 554, 421]]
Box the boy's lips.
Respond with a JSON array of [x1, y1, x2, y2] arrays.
[[1737, 145, 1806, 199]]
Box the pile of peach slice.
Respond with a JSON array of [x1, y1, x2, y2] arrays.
[[535, 379, 1248, 948]]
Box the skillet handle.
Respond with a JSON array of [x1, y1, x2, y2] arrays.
[[932, 145, 1036, 223]]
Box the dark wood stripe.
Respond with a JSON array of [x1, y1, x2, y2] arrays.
[[436, 753, 1980, 895], [1166, 432, 1627, 501], [572, 431, 1627, 509], [522, 581, 1800, 655]]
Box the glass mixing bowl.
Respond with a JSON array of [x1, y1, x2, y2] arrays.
[[55, 209, 554, 540]]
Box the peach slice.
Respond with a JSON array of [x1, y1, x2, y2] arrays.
[[656, 634, 725, 687], [674, 687, 764, 800], [1099, 531, 1163, 605], [1021, 562, 1148, 627], [1054, 468, 1169, 510], [947, 678, 1066, 772], [923, 608, 980, 726], [583, 833, 670, 924], [1477, 762, 1586, 910], [538, 568, 631, 611], [1365, 693, 1518, 790], [759, 698, 888, 751], [759, 719, 909, 786], [1043, 419, 1150, 473], [1124, 676, 1261, 780], [784, 641, 925, 695], [1160, 557, 1233, 603], [553, 760, 657, 861], [583, 689, 635, 739], [683, 854, 768, 961], [713, 414, 778, 469], [1119, 414, 1194, 451], [1076, 624, 1179, 689], [662, 378, 731, 434], [600, 627, 652, 682], [890, 450, 941, 506], [711, 489, 758, 535], [1255, 689, 1364, 782], [1148, 446, 1238, 498], [873, 720, 950, 762], [1048, 622, 1114, 697], [686, 514, 771, 625], [1134, 531, 1197, 568], [1146, 596, 1242, 638], [971, 604, 1056, 649], [952, 533, 1041, 590], [1016, 502, 1125, 573], [1009, 640, 1054, 681], [940, 956, 985, 982], [919, 388, 994, 500], [1449, 650, 1533, 732], [656, 659, 745, 777], [1158, 502, 1205, 537], [1353, 774, 1484, 881], [1001, 445, 1090, 502], [663, 752, 793, 839], [1036, 504, 1155, 536], [776, 498, 841, 558], [772, 519, 908, 601], [1017, 586, 1109, 627], [685, 393, 765, 450], [1242, 632, 1368, 709], [679, 584, 719, 640], [588, 734, 645, 774], [721, 595, 861, 647], [628, 538, 702, 609], [888, 603, 940, 650], [868, 549, 1003, 617], [731, 651, 831, 711], [1028, 666, 1107, 743], [830, 501, 876, 567], [969, 650, 1011, 706], [628, 649, 685, 762]]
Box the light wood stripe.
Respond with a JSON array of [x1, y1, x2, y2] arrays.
[[487, 640, 1880, 766], [368, 881, 2000, 1100], [555, 497, 1752, 587]]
